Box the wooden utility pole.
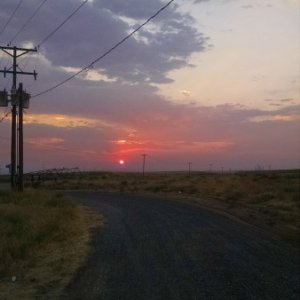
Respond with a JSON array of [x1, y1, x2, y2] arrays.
[[142, 154, 147, 177], [0, 45, 37, 189], [188, 162, 192, 177], [18, 83, 24, 191]]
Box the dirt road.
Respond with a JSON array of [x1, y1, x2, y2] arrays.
[[61, 192, 299, 300]]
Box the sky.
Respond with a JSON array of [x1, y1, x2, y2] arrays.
[[0, 0, 299, 173]]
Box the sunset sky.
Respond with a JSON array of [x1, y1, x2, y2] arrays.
[[0, 0, 299, 173]]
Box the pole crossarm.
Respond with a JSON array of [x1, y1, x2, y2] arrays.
[[0, 70, 37, 78], [0, 45, 38, 81], [0, 45, 37, 53]]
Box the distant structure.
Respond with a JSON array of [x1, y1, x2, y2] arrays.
[[142, 154, 147, 177]]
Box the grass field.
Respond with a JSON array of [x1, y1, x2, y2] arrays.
[[0, 189, 102, 300], [41, 169, 300, 246], [0, 170, 298, 297]]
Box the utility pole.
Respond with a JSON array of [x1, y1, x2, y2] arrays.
[[188, 162, 192, 177], [0, 45, 37, 189], [142, 154, 147, 177], [18, 83, 24, 191]]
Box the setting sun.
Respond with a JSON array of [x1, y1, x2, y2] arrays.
[[119, 160, 125, 165]]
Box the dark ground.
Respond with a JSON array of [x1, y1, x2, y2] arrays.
[[61, 192, 299, 300]]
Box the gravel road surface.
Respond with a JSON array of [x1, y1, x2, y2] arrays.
[[61, 192, 299, 300]]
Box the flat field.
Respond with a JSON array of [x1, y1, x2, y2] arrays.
[[42, 169, 299, 246]]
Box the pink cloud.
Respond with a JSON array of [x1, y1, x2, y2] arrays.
[[26, 137, 65, 150]]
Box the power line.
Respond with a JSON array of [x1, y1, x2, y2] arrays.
[[1, 0, 87, 102], [0, 0, 23, 37], [37, 0, 88, 48], [9, 0, 48, 45], [32, 0, 175, 98], [0, 0, 23, 69], [0, 110, 10, 123], [13, 0, 87, 92]]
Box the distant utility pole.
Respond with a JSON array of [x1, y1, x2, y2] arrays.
[[188, 162, 192, 177], [142, 154, 147, 177], [209, 163, 213, 173], [0, 45, 37, 190]]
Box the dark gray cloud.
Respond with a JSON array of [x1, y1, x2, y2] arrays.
[[264, 98, 295, 107], [96, 0, 170, 19], [0, 0, 208, 84], [280, 98, 294, 103], [241, 5, 254, 9], [193, 0, 210, 3], [193, 0, 234, 3]]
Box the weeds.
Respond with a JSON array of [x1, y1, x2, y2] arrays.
[[0, 189, 102, 299]]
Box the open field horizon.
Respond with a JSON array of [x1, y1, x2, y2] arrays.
[[7, 168, 296, 247], [0, 170, 298, 298]]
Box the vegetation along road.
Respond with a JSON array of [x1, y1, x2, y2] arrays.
[[61, 191, 299, 300]]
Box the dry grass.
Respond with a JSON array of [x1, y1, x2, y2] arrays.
[[0, 189, 102, 300], [43, 169, 299, 246]]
